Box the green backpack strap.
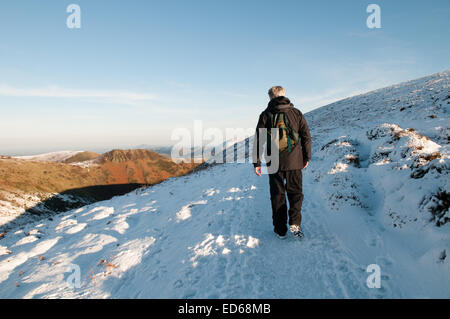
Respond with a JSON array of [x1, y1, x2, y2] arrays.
[[287, 133, 292, 152]]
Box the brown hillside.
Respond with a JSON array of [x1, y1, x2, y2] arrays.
[[102, 149, 160, 163], [0, 149, 197, 194], [99, 149, 197, 185], [0, 158, 109, 194], [0, 149, 200, 223]]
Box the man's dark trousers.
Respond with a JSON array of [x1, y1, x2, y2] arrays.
[[269, 169, 303, 236]]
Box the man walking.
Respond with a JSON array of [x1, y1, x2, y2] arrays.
[[253, 86, 311, 239]]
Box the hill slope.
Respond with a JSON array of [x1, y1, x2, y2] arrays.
[[63, 151, 101, 164], [14, 151, 85, 163], [0, 70, 448, 298]]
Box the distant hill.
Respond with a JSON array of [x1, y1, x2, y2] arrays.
[[63, 151, 100, 164], [135, 144, 208, 160], [134, 145, 173, 157], [14, 151, 84, 163]]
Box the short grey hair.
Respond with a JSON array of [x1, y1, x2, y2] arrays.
[[268, 86, 286, 100]]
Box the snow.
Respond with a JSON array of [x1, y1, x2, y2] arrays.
[[176, 200, 208, 222], [0, 191, 54, 228], [14, 151, 84, 163], [0, 70, 449, 298], [87, 207, 115, 221]]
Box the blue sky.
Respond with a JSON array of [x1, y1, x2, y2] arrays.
[[0, 0, 449, 155]]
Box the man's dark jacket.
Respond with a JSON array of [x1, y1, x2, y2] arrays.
[[253, 96, 311, 171]]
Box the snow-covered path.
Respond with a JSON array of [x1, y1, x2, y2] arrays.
[[0, 162, 378, 298]]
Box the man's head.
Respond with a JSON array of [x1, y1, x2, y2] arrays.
[[268, 86, 286, 100]]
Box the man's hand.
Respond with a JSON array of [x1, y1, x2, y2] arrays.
[[254, 166, 262, 176], [303, 161, 309, 169]]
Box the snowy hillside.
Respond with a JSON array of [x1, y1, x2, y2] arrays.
[[0, 70, 449, 298], [14, 151, 84, 163]]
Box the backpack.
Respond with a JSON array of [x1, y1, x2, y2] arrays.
[[267, 112, 300, 154]]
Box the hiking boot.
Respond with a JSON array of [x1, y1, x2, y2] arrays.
[[289, 225, 304, 238], [275, 232, 287, 240]]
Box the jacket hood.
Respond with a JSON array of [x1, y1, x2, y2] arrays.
[[267, 96, 294, 113]]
